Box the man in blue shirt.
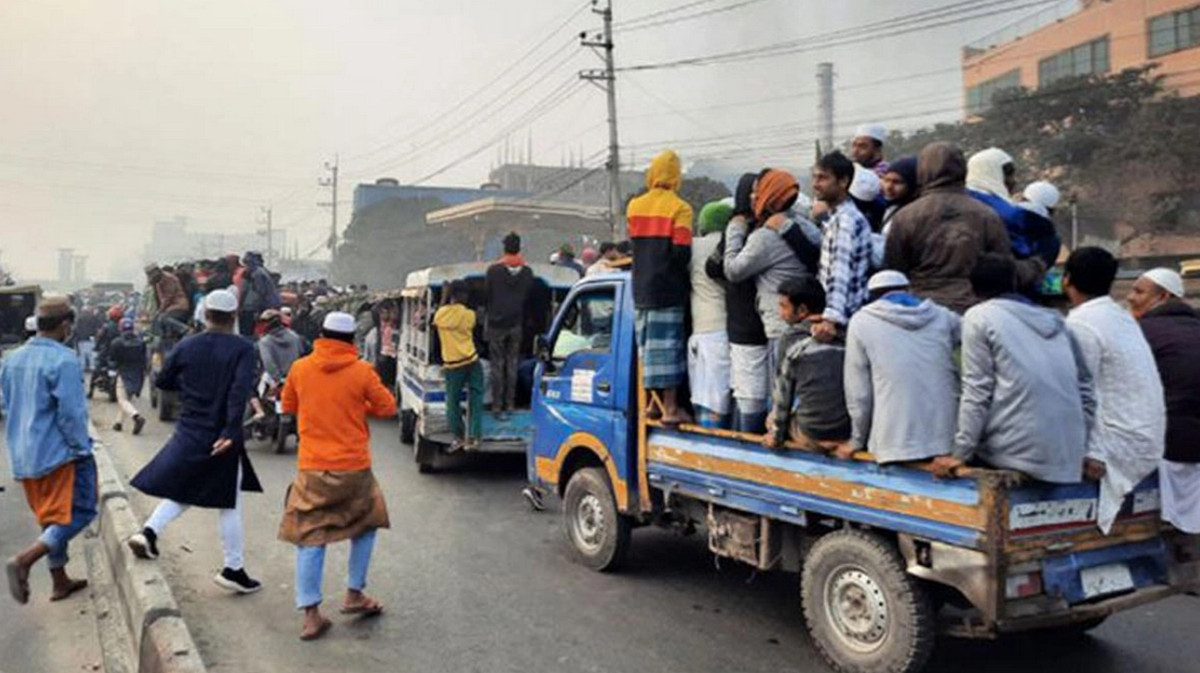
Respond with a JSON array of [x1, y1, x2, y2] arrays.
[[2, 296, 97, 605]]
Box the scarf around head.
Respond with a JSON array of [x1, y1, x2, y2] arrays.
[[753, 169, 800, 221], [884, 156, 919, 207], [966, 147, 1014, 202]]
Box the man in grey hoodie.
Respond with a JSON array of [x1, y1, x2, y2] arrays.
[[258, 310, 306, 387], [931, 255, 1094, 482], [840, 271, 960, 463]]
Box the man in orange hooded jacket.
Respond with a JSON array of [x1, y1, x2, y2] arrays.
[[278, 311, 397, 641]]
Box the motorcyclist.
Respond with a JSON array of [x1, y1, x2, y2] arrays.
[[145, 264, 191, 340], [257, 309, 305, 386], [239, 252, 281, 337]]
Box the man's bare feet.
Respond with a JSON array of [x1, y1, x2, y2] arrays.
[[300, 607, 333, 641], [340, 590, 383, 617]]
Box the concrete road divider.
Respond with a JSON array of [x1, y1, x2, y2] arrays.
[[91, 446, 207, 673]]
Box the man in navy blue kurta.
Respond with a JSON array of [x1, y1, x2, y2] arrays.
[[127, 289, 264, 594]]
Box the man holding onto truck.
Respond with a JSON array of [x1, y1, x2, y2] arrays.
[[763, 276, 850, 451], [841, 271, 960, 463], [484, 232, 535, 420], [1064, 248, 1165, 534], [931, 254, 1093, 482], [627, 149, 693, 425], [279, 311, 396, 641], [434, 281, 484, 449], [1127, 267, 1200, 534]]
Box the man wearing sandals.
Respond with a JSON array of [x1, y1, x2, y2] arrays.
[[279, 311, 396, 640], [3, 296, 96, 604]]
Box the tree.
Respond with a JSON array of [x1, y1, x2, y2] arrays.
[[678, 176, 732, 215]]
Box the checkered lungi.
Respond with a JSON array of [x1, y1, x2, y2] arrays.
[[635, 306, 687, 390]]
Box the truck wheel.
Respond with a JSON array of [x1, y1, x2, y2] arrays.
[[107, 384, 118, 404], [562, 467, 631, 572], [801, 529, 934, 673], [414, 433, 439, 474], [400, 410, 416, 445]]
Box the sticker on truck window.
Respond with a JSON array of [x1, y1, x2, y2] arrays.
[[1009, 498, 1097, 530], [571, 369, 595, 403]]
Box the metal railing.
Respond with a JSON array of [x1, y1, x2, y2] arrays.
[[966, 0, 1083, 53]]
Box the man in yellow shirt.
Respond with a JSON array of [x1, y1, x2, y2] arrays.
[[433, 282, 483, 449]]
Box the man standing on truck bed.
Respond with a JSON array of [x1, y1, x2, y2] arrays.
[[628, 149, 693, 425], [485, 232, 534, 420], [932, 254, 1092, 482], [434, 281, 484, 449], [1063, 248, 1165, 534], [1128, 267, 1200, 534]]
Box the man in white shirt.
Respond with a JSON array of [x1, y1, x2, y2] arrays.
[[1063, 248, 1166, 534]]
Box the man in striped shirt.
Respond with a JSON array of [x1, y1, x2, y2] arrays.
[[812, 151, 873, 343]]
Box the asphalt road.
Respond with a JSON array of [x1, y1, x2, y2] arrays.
[[96, 403, 1200, 673], [0, 423, 104, 673]]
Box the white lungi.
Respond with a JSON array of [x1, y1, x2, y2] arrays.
[[730, 343, 769, 412], [1161, 460, 1200, 534], [687, 331, 731, 415]]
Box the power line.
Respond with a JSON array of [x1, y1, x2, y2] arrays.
[[614, 0, 771, 33]]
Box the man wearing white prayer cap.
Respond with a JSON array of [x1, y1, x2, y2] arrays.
[[1129, 266, 1200, 533], [850, 123, 889, 175], [1019, 180, 1061, 218]]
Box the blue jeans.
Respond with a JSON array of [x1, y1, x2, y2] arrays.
[[295, 529, 377, 609], [39, 456, 99, 570]]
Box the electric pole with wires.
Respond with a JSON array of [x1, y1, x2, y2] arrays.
[[318, 156, 339, 263], [580, 0, 622, 240]]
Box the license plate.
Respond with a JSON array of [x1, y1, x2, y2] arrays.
[[1080, 563, 1134, 599]]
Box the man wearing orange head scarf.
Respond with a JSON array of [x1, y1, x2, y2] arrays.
[[627, 150, 693, 424], [723, 169, 810, 432]]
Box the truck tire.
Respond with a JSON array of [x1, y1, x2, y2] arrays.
[[801, 529, 934, 673], [400, 410, 416, 445], [562, 467, 631, 572], [414, 433, 439, 474]]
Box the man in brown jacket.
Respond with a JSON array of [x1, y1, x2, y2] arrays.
[[883, 142, 1013, 314]]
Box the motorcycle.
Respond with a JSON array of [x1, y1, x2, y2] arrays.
[[88, 363, 119, 403], [247, 375, 296, 454]]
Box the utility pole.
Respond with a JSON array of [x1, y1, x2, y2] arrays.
[[816, 62, 835, 154], [580, 0, 622, 240], [259, 206, 273, 267], [318, 155, 339, 262]]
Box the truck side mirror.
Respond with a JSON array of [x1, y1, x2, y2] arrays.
[[535, 334, 552, 364]]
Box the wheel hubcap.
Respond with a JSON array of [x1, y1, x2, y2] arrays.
[[573, 493, 606, 552], [825, 566, 889, 652]]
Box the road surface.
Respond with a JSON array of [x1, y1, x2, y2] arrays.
[[0, 422, 104, 673], [95, 403, 1200, 673]]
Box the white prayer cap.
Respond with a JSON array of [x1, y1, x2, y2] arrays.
[[1018, 201, 1050, 218], [854, 124, 887, 143], [24, 315, 37, 332], [204, 289, 239, 313], [322, 311, 356, 334], [850, 164, 882, 202], [281, 306, 293, 316], [1141, 268, 1185, 298], [1023, 181, 1061, 211], [867, 270, 910, 292]]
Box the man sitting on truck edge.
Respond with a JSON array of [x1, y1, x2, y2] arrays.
[[931, 254, 1093, 482], [627, 149, 693, 425], [434, 281, 484, 450], [1064, 247, 1165, 534], [484, 232, 535, 420], [763, 276, 851, 451], [840, 271, 960, 463], [1128, 267, 1200, 534]]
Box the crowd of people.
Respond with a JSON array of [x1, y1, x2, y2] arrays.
[[624, 128, 1198, 537]]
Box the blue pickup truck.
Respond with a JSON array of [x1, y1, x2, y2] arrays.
[[528, 271, 1200, 673]]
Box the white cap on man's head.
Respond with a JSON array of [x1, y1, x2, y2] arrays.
[[1023, 181, 1061, 211], [204, 289, 239, 313], [1141, 268, 1185, 298], [850, 164, 882, 202], [322, 311, 356, 334], [854, 124, 887, 143], [24, 315, 37, 332], [868, 270, 909, 292]]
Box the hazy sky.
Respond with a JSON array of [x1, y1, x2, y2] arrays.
[[0, 0, 1062, 281]]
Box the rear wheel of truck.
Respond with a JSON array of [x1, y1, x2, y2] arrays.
[[801, 529, 934, 673], [562, 467, 631, 572], [399, 410, 416, 445]]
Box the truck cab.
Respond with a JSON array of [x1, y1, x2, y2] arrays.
[[530, 272, 1200, 673]]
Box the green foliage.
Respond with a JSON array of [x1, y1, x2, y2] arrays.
[[887, 66, 1200, 244], [678, 175, 732, 215]]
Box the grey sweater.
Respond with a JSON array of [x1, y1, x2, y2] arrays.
[[770, 322, 851, 444], [953, 298, 1094, 483], [844, 294, 961, 462], [724, 218, 806, 339]]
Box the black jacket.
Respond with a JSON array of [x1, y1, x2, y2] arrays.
[[706, 233, 767, 346], [484, 262, 535, 331], [1140, 300, 1200, 463]]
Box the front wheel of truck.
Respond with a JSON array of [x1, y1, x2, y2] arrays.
[[801, 529, 934, 673], [562, 467, 631, 572]]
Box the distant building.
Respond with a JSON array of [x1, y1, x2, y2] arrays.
[[487, 163, 643, 208], [963, 0, 1200, 115], [141, 216, 287, 267], [425, 198, 610, 262], [352, 178, 528, 216]]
